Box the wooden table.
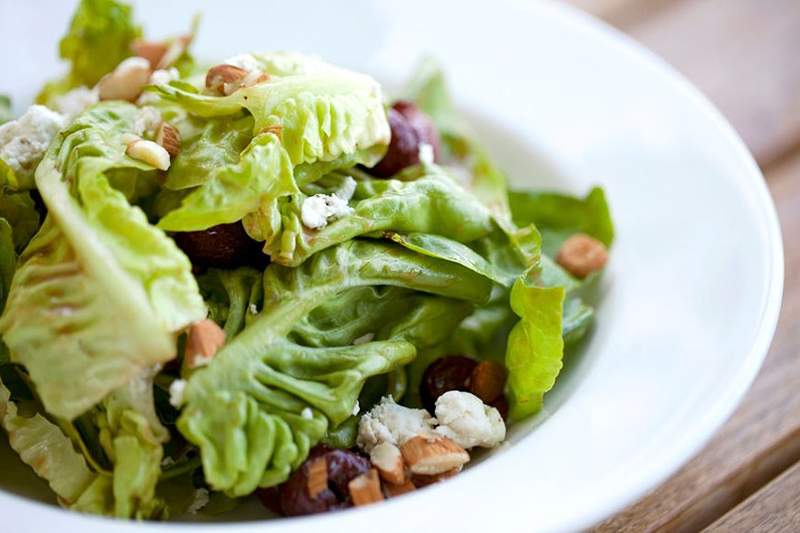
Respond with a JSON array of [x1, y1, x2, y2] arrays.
[[563, 0, 800, 530]]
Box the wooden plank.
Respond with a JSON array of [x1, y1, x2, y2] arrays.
[[704, 460, 800, 532], [602, 0, 800, 167], [595, 151, 800, 531]]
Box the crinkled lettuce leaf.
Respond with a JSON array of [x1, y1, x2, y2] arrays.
[[178, 240, 491, 496], [0, 219, 14, 314], [0, 378, 96, 504], [247, 167, 496, 266], [0, 103, 205, 419], [509, 187, 614, 256], [505, 279, 566, 421], [198, 267, 263, 339], [37, 0, 141, 105]]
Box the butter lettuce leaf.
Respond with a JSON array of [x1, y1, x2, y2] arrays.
[[179, 240, 491, 496], [0, 95, 11, 125], [37, 0, 141, 105], [0, 103, 205, 419], [505, 279, 566, 421], [0, 191, 41, 252]]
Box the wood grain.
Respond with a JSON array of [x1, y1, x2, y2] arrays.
[[570, 0, 800, 167], [595, 150, 800, 532], [704, 460, 800, 532]]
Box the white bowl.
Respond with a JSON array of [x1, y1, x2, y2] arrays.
[[0, 1, 783, 532]]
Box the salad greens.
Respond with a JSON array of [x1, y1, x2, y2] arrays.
[[0, 0, 613, 520]]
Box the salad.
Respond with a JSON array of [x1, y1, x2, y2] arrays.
[[0, 0, 613, 520]]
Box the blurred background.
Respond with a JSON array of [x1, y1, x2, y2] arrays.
[[567, 0, 800, 531]]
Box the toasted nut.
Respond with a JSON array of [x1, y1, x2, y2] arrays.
[[369, 442, 405, 485], [120, 132, 141, 145], [469, 361, 507, 404], [411, 466, 462, 487], [556, 233, 608, 278], [126, 139, 171, 170], [97, 57, 152, 102], [156, 35, 192, 70], [132, 39, 169, 68], [205, 64, 247, 95], [184, 319, 226, 368], [400, 435, 469, 476], [383, 479, 416, 497], [241, 70, 270, 88], [306, 457, 328, 499], [348, 469, 384, 507], [156, 121, 181, 158]]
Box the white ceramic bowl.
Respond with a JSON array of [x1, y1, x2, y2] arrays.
[[0, 1, 783, 532]]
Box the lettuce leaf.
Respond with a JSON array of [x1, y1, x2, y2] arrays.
[[0, 191, 42, 252], [0, 219, 14, 314], [37, 0, 141, 105], [505, 279, 565, 421], [0, 95, 11, 125], [198, 267, 263, 339], [0, 378, 96, 504], [247, 167, 496, 266], [0, 103, 205, 419], [178, 240, 491, 495], [509, 187, 614, 256]]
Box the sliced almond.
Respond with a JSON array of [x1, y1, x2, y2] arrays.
[[556, 233, 608, 279], [411, 466, 462, 487], [132, 39, 169, 68], [156, 121, 181, 158], [126, 139, 171, 171], [97, 57, 152, 102], [306, 457, 328, 499], [400, 435, 470, 476], [156, 35, 192, 70], [369, 442, 405, 485], [184, 319, 226, 369], [205, 64, 247, 95], [469, 361, 507, 404], [348, 469, 384, 507], [383, 479, 416, 497], [241, 70, 270, 88]]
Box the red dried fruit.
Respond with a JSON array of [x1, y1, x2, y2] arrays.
[[370, 108, 421, 178], [490, 395, 510, 421], [391, 100, 441, 161], [420, 355, 478, 413], [274, 445, 371, 517], [172, 222, 266, 269]]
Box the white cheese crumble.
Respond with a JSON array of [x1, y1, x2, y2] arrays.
[[225, 53, 261, 72], [51, 86, 99, 119], [191, 353, 213, 368], [169, 379, 187, 408], [300, 177, 357, 230], [248, 303, 258, 315], [356, 396, 437, 452], [434, 390, 506, 449], [418, 142, 435, 165], [133, 106, 162, 137], [352, 401, 360, 416], [187, 488, 210, 514], [301, 407, 314, 420], [149, 67, 179, 85], [0, 105, 65, 174], [352, 332, 374, 345], [161, 456, 176, 468]]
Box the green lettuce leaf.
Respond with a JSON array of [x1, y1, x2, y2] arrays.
[[0, 219, 14, 313], [247, 167, 496, 266], [509, 187, 614, 256], [0, 103, 205, 420], [505, 279, 565, 421], [0, 378, 96, 505], [178, 240, 491, 496], [198, 267, 263, 339], [0, 95, 11, 125], [0, 191, 42, 252], [37, 0, 141, 105]]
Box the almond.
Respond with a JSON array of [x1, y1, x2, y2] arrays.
[[348, 469, 384, 507], [400, 435, 470, 476], [156, 121, 181, 158], [97, 57, 152, 102], [469, 361, 507, 404], [306, 457, 328, 499], [411, 466, 462, 487], [241, 70, 270, 88], [369, 442, 405, 485], [205, 64, 247, 95], [556, 233, 608, 278], [383, 479, 416, 497], [184, 319, 226, 369], [156, 35, 192, 70], [132, 39, 169, 68], [126, 139, 171, 170]]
